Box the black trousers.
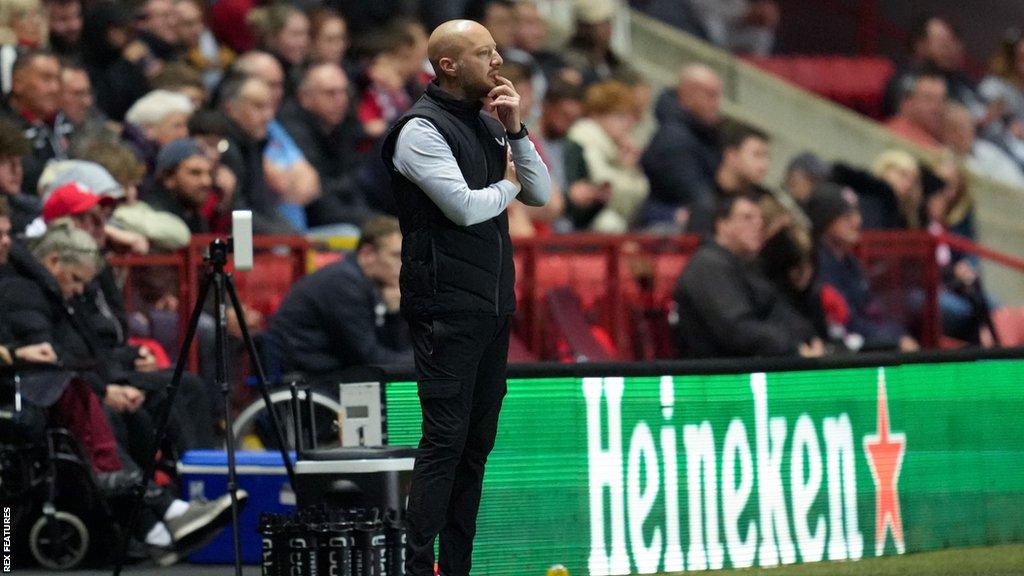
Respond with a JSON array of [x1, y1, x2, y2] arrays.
[[404, 314, 511, 576]]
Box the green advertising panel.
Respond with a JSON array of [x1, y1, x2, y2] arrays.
[[385, 359, 1024, 575]]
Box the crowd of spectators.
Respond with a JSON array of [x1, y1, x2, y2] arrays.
[[0, 0, 1017, 562]]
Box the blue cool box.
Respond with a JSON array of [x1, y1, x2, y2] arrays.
[[178, 450, 297, 564]]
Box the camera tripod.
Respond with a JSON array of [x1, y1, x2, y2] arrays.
[[113, 238, 297, 576]]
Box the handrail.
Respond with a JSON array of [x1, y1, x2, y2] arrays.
[[938, 232, 1024, 274]]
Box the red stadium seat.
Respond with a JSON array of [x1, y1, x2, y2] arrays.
[[992, 307, 1024, 347], [746, 56, 895, 119]]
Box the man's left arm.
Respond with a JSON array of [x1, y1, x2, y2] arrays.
[[508, 135, 552, 207]]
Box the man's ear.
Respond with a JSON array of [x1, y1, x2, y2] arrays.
[[439, 56, 458, 77]]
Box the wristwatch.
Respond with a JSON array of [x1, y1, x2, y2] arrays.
[[508, 123, 529, 140]]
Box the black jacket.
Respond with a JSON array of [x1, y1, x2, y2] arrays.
[[674, 241, 817, 358], [267, 256, 411, 380], [81, 2, 150, 121], [141, 181, 211, 233], [640, 89, 720, 228], [278, 100, 376, 226], [0, 243, 110, 397], [0, 99, 72, 195], [829, 162, 905, 230], [221, 115, 297, 235], [381, 82, 514, 318]]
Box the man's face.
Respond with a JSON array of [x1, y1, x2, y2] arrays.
[[312, 17, 347, 64], [227, 80, 275, 139], [0, 156, 23, 195], [449, 26, 503, 99], [149, 111, 191, 147], [541, 97, 582, 139], [483, 3, 515, 49], [513, 3, 547, 53], [300, 67, 350, 128], [60, 68, 93, 125], [361, 232, 402, 288], [728, 136, 771, 186], [920, 19, 962, 71], [166, 155, 212, 207], [717, 198, 764, 258], [48, 0, 82, 45], [174, 0, 204, 48], [13, 56, 61, 118], [0, 216, 11, 266], [679, 74, 722, 127], [907, 77, 947, 137], [135, 0, 177, 44]]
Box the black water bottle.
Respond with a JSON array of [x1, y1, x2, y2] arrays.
[[319, 521, 354, 576], [287, 519, 319, 576], [384, 515, 406, 576], [259, 513, 281, 576]]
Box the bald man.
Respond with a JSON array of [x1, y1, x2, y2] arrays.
[[381, 19, 551, 576], [640, 64, 724, 232]]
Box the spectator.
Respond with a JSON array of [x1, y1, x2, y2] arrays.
[[142, 138, 211, 233], [924, 158, 992, 345], [507, 0, 564, 81], [0, 0, 48, 48], [714, 122, 771, 198], [80, 2, 151, 121], [232, 50, 321, 230], [870, 149, 926, 230], [355, 25, 418, 141], [60, 63, 110, 146], [759, 224, 830, 345], [187, 109, 237, 231], [943, 101, 1024, 188], [688, 0, 779, 56], [2, 50, 69, 195], [565, 80, 648, 232], [44, 0, 81, 56], [474, 0, 514, 50], [808, 182, 919, 352], [776, 151, 826, 230], [885, 71, 946, 149], [219, 75, 296, 234], [979, 31, 1024, 167], [131, 0, 180, 63], [563, 0, 634, 86], [535, 77, 583, 192], [280, 62, 376, 228], [122, 89, 194, 183], [266, 215, 412, 382], [499, 61, 564, 236], [247, 3, 309, 98], [640, 64, 721, 232], [883, 16, 984, 120], [307, 7, 348, 66], [175, 0, 234, 91], [0, 117, 37, 232], [674, 193, 822, 358], [77, 138, 190, 251]]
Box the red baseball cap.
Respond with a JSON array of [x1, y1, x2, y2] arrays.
[[42, 182, 115, 223]]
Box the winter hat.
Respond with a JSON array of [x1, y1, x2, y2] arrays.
[[806, 182, 859, 237], [155, 138, 205, 176]]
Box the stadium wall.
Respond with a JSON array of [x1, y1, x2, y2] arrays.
[[385, 350, 1024, 575]]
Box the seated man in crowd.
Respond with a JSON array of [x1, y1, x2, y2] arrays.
[[641, 64, 722, 232], [674, 193, 824, 358], [807, 183, 920, 352], [266, 216, 412, 383], [143, 138, 216, 233], [884, 71, 946, 150]]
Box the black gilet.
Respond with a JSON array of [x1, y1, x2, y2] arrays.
[[381, 82, 515, 319]]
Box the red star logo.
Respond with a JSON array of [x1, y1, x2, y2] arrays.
[[863, 368, 906, 556]]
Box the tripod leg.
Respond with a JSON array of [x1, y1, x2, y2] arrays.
[[112, 270, 214, 576], [213, 273, 244, 576], [224, 274, 298, 486]]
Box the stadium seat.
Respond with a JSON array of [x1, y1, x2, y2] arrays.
[[543, 287, 618, 362], [746, 56, 895, 119], [991, 307, 1024, 347]]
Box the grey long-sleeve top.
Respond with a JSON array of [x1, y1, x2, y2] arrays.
[[392, 118, 552, 226]]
